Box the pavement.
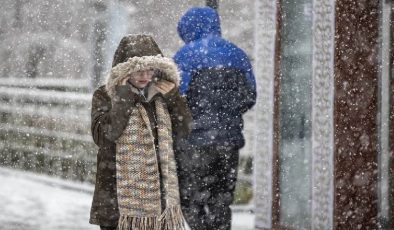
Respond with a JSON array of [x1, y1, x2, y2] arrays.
[[0, 167, 254, 230]]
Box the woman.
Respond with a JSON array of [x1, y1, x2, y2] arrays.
[[89, 34, 191, 230]]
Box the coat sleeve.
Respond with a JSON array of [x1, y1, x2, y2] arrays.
[[91, 86, 137, 147], [173, 48, 192, 95], [220, 69, 256, 115], [238, 51, 257, 113], [236, 77, 256, 114], [163, 89, 192, 140]]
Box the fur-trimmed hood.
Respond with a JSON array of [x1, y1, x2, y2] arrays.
[[105, 55, 180, 100]]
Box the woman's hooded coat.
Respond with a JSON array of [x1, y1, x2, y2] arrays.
[[89, 35, 191, 229]]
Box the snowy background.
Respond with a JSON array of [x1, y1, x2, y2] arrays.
[[1, 0, 393, 229], [0, 1, 256, 229]]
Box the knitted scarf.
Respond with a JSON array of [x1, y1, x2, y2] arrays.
[[107, 55, 186, 230], [115, 97, 185, 230]]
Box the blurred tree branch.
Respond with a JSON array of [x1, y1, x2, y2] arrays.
[[206, 0, 219, 10]]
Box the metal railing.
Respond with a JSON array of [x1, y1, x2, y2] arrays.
[[0, 77, 253, 203], [0, 77, 97, 182]]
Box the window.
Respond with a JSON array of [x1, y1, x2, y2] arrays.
[[278, 0, 313, 229]]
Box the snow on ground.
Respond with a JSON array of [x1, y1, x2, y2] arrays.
[[0, 167, 95, 230], [0, 167, 254, 230]]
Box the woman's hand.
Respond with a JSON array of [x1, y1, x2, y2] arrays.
[[155, 80, 175, 95], [121, 77, 130, 85]]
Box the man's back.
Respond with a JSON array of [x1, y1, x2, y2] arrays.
[[174, 6, 256, 149], [186, 68, 255, 148]]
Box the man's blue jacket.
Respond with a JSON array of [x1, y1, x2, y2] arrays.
[[174, 6, 256, 149]]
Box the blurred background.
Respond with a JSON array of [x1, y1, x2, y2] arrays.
[[0, 0, 255, 229], [0, 0, 393, 230], [0, 0, 256, 187]]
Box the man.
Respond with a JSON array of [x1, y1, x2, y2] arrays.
[[174, 6, 256, 230]]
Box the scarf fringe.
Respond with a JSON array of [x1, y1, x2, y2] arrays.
[[117, 206, 186, 230], [160, 205, 186, 230], [118, 215, 160, 230]]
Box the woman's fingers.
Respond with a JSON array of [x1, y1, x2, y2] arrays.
[[156, 81, 172, 89], [121, 78, 129, 85], [155, 85, 165, 94], [155, 81, 175, 94], [162, 81, 175, 90]]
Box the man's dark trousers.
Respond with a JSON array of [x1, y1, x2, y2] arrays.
[[177, 145, 239, 230]]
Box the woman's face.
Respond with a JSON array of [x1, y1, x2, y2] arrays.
[[128, 70, 154, 89]]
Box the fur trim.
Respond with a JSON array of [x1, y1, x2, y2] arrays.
[[105, 55, 180, 99]]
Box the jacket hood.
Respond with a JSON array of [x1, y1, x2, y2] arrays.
[[111, 34, 163, 68], [106, 34, 179, 100], [105, 55, 180, 100], [177, 6, 221, 43]]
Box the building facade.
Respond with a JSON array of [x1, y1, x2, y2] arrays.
[[253, 0, 393, 229]]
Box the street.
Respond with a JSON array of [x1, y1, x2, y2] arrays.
[[0, 167, 254, 230]]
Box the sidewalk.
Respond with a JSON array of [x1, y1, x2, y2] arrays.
[[0, 167, 254, 230]]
